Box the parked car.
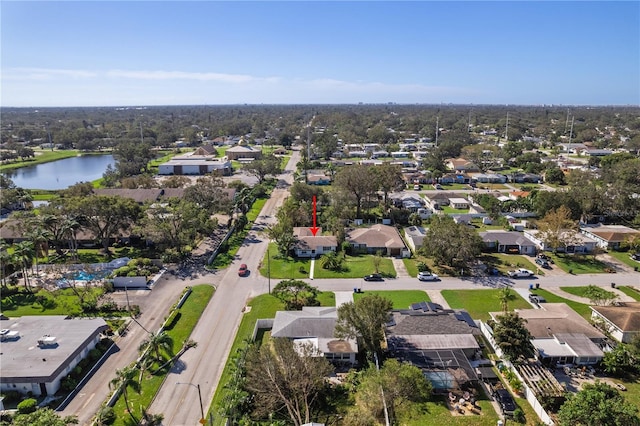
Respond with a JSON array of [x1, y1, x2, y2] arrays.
[[535, 257, 550, 268], [630, 253, 640, 261], [494, 389, 516, 415], [507, 268, 534, 278], [529, 293, 547, 303], [238, 264, 249, 277], [417, 271, 439, 281], [537, 253, 554, 263], [364, 273, 384, 282]]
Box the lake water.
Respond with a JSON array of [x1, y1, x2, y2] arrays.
[[4, 154, 115, 190]]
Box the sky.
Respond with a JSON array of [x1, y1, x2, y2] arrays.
[[1, 1, 639, 107]]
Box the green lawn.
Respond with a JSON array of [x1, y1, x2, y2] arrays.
[[550, 253, 609, 274], [0, 149, 80, 171], [353, 290, 429, 309], [440, 206, 470, 214], [607, 250, 640, 269], [111, 285, 214, 426], [484, 253, 541, 275], [618, 286, 640, 301], [440, 289, 532, 321], [403, 258, 419, 277], [259, 244, 310, 279], [0, 287, 104, 317], [314, 254, 396, 279], [529, 288, 592, 319]]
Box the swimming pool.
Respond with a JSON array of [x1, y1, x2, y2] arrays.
[[65, 269, 111, 281]]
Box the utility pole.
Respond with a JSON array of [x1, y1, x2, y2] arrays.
[[267, 247, 271, 294]]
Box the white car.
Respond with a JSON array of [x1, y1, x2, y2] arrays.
[[508, 268, 534, 278], [418, 271, 439, 281]]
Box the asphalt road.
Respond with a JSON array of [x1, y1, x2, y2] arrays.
[[146, 150, 300, 425]]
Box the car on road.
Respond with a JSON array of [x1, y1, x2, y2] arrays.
[[508, 268, 534, 278], [494, 389, 516, 415], [417, 271, 439, 281], [535, 257, 551, 268], [238, 264, 249, 277], [529, 293, 547, 304], [363, 273, 384, 282]]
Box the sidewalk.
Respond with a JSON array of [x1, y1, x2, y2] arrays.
[[392, 257, 410, 278], [425, 290, 451, 309]]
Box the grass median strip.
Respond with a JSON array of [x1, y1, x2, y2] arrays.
[[110, 284, 214, 426]]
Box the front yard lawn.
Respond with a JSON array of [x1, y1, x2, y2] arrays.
[[618, 285, 640, 301], [440, 289, 531, 321], [353, 290, 429, 309], [528, 288, 591, 319], [314, 254, 396, 279], [550, 253, 609, 274], [607, 250, 640, 269]]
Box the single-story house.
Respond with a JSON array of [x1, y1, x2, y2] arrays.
[[0, 316, 108, 396], [193, 145, 218, 156], [292, 227, 338, 258], [524, 229, 597, 253], [225, 145, 263, 161], [424, 192, 456, 210], [386, 302, 481, 390], [472, 173, 507, 184], [558, 143, 588, 154], [440, 173, 471, 185], [489, 303, 605, 366], [590, 302, 640, 343], [346, 224, 410, 258], [390, 193, 425, 211], [508, 173, 541, 184], [404, 226, 428, 251], [479, 230, 537, 255], [580, 224, 640, 250], [580, 149, 613, 157], [270, 307, 358, 365], [508, 191, 530, 201], [449, 198, 469, 209], [445, 158, 480, 173]]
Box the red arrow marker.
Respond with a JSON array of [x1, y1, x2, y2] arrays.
[[310, 195, 319, 236]]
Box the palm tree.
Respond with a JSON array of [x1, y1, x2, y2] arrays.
[[139, 330, 173, 363], [60, 217, 81, 261], [109, 365, 138, 422], [0, 246, 16, 289], [13, 241, 35, 293], [27, 226, 53, 272], [498, 286, 516, 313]]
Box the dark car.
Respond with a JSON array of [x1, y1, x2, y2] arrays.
[[537, 253, 554, 263], [238, 264, 249, 277], [535, 257, 550, 268], [529, 293, 547, 304], [494, 389, 516, 415], [363, 273, 384, 282], [631, 253, 640, 261]]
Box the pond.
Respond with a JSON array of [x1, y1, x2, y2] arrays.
[[3, 154, 115, 190]]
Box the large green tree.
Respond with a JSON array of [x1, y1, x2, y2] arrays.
[[344, 359, 433, 425], [333, 165, 378, 218], [491, 312, 535, 362], [66, 195, 141, 253], [272, 279, 320, 310], [335, 294, 393, 360], [244, 338, 334, 426], [243, 153, 282, 183], [183, 175, 232, 213], [557, 381, 640, 426], [419, 215, 483, 269], [142, 199, 216, 254]]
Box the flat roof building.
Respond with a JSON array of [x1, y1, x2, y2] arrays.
[[0, 316, 108, 396]]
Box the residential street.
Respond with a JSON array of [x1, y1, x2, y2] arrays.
[[59, 147, 639, 426]]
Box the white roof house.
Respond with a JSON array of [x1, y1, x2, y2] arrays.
[[0, 316, 108, 396]]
